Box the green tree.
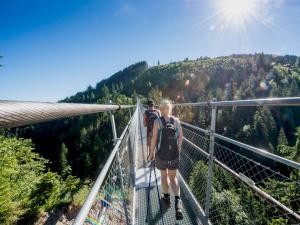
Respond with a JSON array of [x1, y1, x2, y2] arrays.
[[277, 126, 300, 161], [101, 84, 110, 97], [148, 87, 163, 105], [28, 172, 61, 215], [296, 57, 300, 68], [212, 190, 251, 225], [59, 143, 71, 177], [252, 107, 277, 151], [276, 127, 288, 154], [0, 135, 82, 223], [289, 79, 300, 96], [0, 136, 49, 223]]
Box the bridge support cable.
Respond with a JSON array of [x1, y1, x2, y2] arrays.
[[74, 106, 138, 225], [0, 100, 133, 128]]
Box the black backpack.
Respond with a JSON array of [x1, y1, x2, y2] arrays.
[[157, 116, 179, 160], [146, 110, 160, 133]]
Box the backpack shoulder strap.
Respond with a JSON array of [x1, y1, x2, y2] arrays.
[[170, 116, 175, 125], [160, 116, 167, 128]]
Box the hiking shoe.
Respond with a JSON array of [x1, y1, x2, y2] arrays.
[[162, 193, 171, 208], [175, 198, 183, 220]]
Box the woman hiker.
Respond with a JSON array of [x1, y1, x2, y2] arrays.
[[148, 99, 183, 220]]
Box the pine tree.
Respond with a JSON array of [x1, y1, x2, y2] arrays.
[[90, 92, 95, 101], [277, 127, 288, 146], [59, 143, 71, 177], [296, 57, 300, 68], [101, 84, 110, 97], [292, 127, 300, 161], [148, 87, 162, 104], [289, 79, 300, 96], [119, 82, 124, 91], [28, 172, 61, 215], [0, 135, 68, 223], [252, 107, 277, 151]]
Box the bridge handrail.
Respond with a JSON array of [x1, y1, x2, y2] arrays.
[[0, 100, 134, 128], [214, 133, 300, 170], [73, 106, 137, 225], [173, 96, 300, 107]]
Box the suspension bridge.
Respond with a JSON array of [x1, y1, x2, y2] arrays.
[[1, 98, 300, 225]]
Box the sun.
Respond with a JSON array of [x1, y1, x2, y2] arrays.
[[216, 0, 257, 25]]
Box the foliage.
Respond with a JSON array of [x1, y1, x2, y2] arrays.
[[189, 159, 299, 224], [252, 107, 277, 151], [59, 143, 71, 177], [277, 127, 300, 161], [0, 135, 81, 224], [212, 190, 252, 225], [72, 184, 91, 206], [148, 87, 163, 105]]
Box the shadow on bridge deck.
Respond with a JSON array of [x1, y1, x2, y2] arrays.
[[134, 109, 202, 225]]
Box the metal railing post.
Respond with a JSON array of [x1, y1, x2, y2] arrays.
[[128, 106, 132, 119], [109, 100, 118, 145], [204, 98, 217, 223]]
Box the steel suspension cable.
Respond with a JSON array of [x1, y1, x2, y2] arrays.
[[0, 100, 133, 128]]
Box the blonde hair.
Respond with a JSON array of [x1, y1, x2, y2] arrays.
[[160, 99, 172, 116]]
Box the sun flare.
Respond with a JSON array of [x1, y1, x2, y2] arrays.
[[216, 0, 257, 25]]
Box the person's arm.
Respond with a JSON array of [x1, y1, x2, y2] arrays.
[[143, 112, 147, 127], [177, 120, 183, 151], [149, 121, 159, 160]]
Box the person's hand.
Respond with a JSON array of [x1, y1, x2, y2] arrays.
[[147, 151, 155, 161]]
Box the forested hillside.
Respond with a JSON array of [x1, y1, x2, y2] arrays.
[[1, 53, 300, 224], [66, 53, 300, 158]]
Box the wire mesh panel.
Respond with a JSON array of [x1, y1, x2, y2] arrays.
[[181, 123, 300, 225], [83, 109, 138, 225], [180, 125, 210, 209], [209, 140, 300, 225]]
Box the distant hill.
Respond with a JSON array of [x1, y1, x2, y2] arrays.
[[64, 54, 299, 103]]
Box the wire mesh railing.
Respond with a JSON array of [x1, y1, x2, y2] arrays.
[[74, 106, 138, 225], [175, 98, 300, 225], [179, 123, 300, 224]]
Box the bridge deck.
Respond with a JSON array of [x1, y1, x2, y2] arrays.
[[134, 111, 202, 225]]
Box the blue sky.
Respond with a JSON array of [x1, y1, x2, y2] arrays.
[[1, 0, 300, 101]]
